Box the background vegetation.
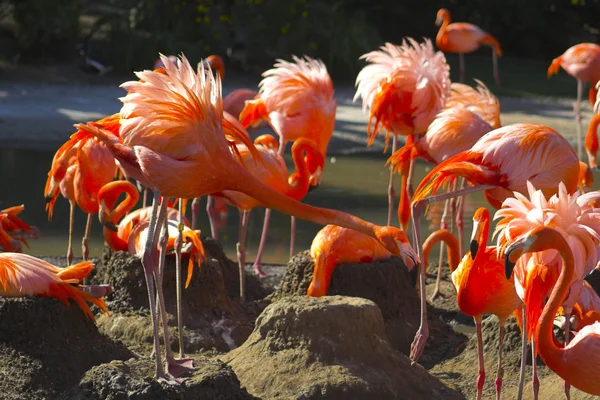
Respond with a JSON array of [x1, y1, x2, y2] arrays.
[[0, 0, 599, 80]]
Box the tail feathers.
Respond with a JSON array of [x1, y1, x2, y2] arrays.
[[44, 281, 108, 321], [547, 56, 562, 78], [387, 140, 418, 174], [481, 35, 502, 57], [183, 230, 206, 288], [239, 98, 269, 128], [222, 116, 264, 168], [412, 151, 504, 206], [57, 261, 94, 283], [307, 251, 333, 297], [422, 229, 460, 275], [367, 81, 413, 150]]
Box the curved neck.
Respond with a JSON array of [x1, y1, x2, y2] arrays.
[[436, 15, 450, 47], [422, 229, 460, 274], [99, 181, 140, 252], [536, 238, 574, 371], [475, 216, 490, 261], [286, 140, 313, 200]]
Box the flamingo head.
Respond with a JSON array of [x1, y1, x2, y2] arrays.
[[375, 226, 419, 270], [436, 8, 449, 26]]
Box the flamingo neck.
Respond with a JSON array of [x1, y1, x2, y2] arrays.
[[100, 182, 139, 252], [286, 140, 312, 201], [422, 229, 460, 274], [436, 15, 450, 47]]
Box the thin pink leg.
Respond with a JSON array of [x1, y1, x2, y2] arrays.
[[191, 197, 200, 232], [517, 307, 527, 400], [82, 212, 93, 261], [431, 196, 451, 302], [387, 134, 398, 227], [475, 316, 485, 400], [492, 48, 500, 85], [575, 80, 583, 160], [532, 338, 540, 400], [205, 196, 219, 239], [496, 320, 506, 400], [455, 178, 466, 257], [289, 216, 296, 258], [251, 208, 274, 278], [563, 310, 572, 400], [237, 209, 250, 301], [66, 201, 74, 266]]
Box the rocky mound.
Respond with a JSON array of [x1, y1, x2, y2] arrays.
[[0, 297, 133, 400], [61, 356, 257, 400], [272, 251, 467, 368], [91, 238, 274, 353], [221, 296, 465, 400]]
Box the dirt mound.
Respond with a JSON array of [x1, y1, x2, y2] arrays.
[[91, 238, 274, 353], [0, 297, 133, 400], [272, 251, 467, 368], [61, 355, 257, 400], [221, 296, 464, 399]]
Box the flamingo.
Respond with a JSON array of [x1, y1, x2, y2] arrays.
[[548, 43, 600, 160], [45, 116, 119, 264], [425, 208, 521, 400], [389, 80, 500, 297], [354, 38, 451, 230], [435, 8, 503, 84], [494, 182, 600, 400], [306, 225, 417, 297], [584, 113, 600, 170], [0, 253, 109, 320], [404, 123, 580, 364], [76, 54, 418, 382], [240, 55, 336, 277], [0, 205, 40, 247], [504, 227, 600, 397], [97, 180, 203, 364], [578, 161, 594, 192]]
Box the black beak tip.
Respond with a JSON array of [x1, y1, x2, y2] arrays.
[[104, 222, 118, 232], [504, 254, 516, 280], [308, 184, 319, 193], [469, 240, 478, 260]]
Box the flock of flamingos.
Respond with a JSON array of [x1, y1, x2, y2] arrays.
[[2, 7, 600, 400]]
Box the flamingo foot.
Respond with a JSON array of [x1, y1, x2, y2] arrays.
[[563, 380, 571, 400], [429, 286, 440, 303], [166, 356, 195, 379], [410, 325, 429, 363], [495, 377, 502, 400], [252, 262, 273, 278]]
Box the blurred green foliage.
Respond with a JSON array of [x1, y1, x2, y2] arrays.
[[1, 0, 600, 78]]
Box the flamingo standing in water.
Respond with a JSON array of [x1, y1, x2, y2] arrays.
[[548, 43, 600, 160], [435, 8, 503, 84], [424, 208, 521, 400], [211, 134, 323, 301], [45, 116, 119, 264], [504, 227, 600, 397], [404, 123, 580, 364], [240, 55, 336, 277], [494, 182, 600, 400], [77, 54, 418, 382], [354, 38, 451, 230]]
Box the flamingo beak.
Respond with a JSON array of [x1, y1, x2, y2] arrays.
[[504, 239, 527, 280], [435, 16, 442, 26]]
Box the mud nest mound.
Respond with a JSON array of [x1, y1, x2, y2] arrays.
[[62, 356, 257, 400], [0, 297, 133, 400], [272, 251, 467, 368], [90, 238, 274, 354], [221, 296, 464, 400]]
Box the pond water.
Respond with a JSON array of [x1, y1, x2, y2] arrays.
[[1, 147, 491, 265]]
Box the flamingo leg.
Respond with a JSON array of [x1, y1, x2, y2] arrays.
[[431, 195, 451, 302], [174, 199, 193, 365], [492, 48, 500, 85], [387, 134, 399, 227], [192, 197, 201, 232], [531, 337, 539, 400], [455, 178, 466, 257], [475, 316, 485, 400], [290, 215, 296, 258], [575, 79, 583, 160], [496, 320, 506, 400], [459, 53, 465, 83], [82, 212, 93, 263], [251, 208, 273, 278], [66, 201, 74, 266], [563, 310, 572, 400], [142, 186, 148, 208], [517, 307, 527, 400], [410, 183, 496, 362], [237, 209, 250, 301]]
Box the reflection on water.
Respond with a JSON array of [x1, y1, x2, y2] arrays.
[[2, 148, 490, 264]]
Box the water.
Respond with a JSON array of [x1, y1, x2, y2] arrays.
[[1, 148, 490, 264]]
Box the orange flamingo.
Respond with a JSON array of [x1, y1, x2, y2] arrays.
[[77, 54, 416, 382], [435, 8, 503, 84], [213, 134, 323, 292], [0, 253, 109, 320], [426, 209, 521, 400], [97, 180, 203, 366], [495, 182, 600, 400], [306, 224, 417, 297], [578, 161, 594, 192], [240, 55, 336, 276], [0, 205, 40, 247], [45, 116, 119, 264], [403, 123, 580, 363], [505, 227, 600, 397], [548, 43, 600, 159], [354, 38, 451, 229], [584, 113, 600, 170]]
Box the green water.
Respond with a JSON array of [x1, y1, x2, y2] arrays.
[[3, 148, 491, 264]]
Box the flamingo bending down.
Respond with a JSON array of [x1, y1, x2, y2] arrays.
[[98, 180, 203, 363], [354, 38, 451, 229], [505, 227, 600, 396], [0, 253, 109, 320], [45, 115, 119, 264], [426, 208, 521, 400], [77, 54, 418, 382], [548, 43, 600, 160], [240, 55, 335, 277], [405, 123, 580, 364], [584, 113, 600, 170], [306, 224, 417, 297], [494, 181, 600, 400], [435, 8, 502, 84]]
